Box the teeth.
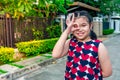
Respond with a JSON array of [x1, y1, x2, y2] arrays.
[[78, 33, 83, 36], [76, 32, 84, 36]]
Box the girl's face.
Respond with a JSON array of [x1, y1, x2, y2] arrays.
[[72, 16, 92, 41]]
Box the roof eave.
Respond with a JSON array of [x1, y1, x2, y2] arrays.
[[69, 2, 100, 12]]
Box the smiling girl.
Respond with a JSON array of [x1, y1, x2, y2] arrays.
[[52, 10, 112, 80]]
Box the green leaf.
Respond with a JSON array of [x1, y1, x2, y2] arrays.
[[19, 5, 24, 12]]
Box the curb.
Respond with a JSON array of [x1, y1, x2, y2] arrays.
[[103, 33, 120, 38], [0, 58, 57, 80]]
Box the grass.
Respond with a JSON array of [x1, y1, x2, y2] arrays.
[[0, 69, 7, 74], [36, 59, 44, 63], [40, 53, 52, 59], [44, 55, 52, 59], [35, 52, 52, 63], [9, 63, 25, 68]]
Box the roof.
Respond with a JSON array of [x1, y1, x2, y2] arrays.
[[68, 2, 100, 12]]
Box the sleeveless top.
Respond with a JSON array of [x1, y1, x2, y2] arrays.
[[65, 37, 103, 80]]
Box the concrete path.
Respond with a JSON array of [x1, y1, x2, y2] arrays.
[[19, 34, 120, 80]]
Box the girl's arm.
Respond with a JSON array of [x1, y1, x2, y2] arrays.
[[52, 13, 78, 58], [98, 43, 112, 78], [52, 30, 70, 58]]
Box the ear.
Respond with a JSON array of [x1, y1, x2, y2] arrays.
[[89, 22, 93, 30]]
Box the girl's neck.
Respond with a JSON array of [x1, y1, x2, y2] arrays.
[[76, 36, 91, 42]]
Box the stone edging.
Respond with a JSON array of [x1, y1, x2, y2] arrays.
[[0, 58, 57, 80]]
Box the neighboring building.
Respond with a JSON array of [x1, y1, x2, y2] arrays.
[[110, 12, 120, 33], [67, 2, 100, 14]]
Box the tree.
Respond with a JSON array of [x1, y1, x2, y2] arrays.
[[0, 0, 72, 19], [99, 0, 120, 15], [74, 0, 120, 16], [0, 0, 34, 19]]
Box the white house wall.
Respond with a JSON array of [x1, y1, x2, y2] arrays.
[[115, 20, 120, 33], [110, 19, 120, 33], [110, 19, 114, 30]]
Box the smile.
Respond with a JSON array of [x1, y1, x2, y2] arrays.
[[77, 32, 84, 36]]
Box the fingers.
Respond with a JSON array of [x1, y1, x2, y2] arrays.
[[66, 13, 79, 33], [73, 22, 79, 28], [66, 13, 71, 22], [66, 13, 75, 27], [71, 13, 75, 22], [71, 22, 79, 32], [66, 19, 69, 25], [66, 13, 74, 22], [66, 14, 70, 26]]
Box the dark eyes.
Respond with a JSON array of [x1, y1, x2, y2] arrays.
[[73, 23, 87, 28], [82, 25, 86, 27]]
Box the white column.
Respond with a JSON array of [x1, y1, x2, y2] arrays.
[[115, 20, 120, 33], [119, 20, 120, 32], [110, 19, 114, 29]]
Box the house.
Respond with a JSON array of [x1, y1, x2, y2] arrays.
[[67, 2, 100, 14], [110, 12, 120, 33]]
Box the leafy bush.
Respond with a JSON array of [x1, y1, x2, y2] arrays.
[[103, 29, 114, 35], [0, 47, 15, 63], [32, 27, 44, 40], [46, 25, 61, 38], [16, 38, 58, 56]]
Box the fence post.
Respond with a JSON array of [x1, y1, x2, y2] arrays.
[[93, 17, 103, 37], [4, 13, 14, 47]]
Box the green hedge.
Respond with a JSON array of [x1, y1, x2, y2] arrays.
[[103, 29, 114, 35], [0, 47, 15, 63], [16, 38, 58, 56]]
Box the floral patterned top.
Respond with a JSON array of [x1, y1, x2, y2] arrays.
[[65, 37, 103, 80]]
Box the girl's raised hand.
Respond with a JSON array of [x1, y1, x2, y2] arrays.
[[66, 13, 79, 34]]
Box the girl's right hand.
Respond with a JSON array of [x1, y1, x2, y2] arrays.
[[66, 13, 79, 34]]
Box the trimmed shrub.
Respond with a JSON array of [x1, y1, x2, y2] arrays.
[[103, 29, 114, 35], [16, 38, 58, 56], [0, 47, 15, 63]]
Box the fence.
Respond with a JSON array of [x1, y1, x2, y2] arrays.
[[0, 14, 14, 47], [0, 14, 53, 47]]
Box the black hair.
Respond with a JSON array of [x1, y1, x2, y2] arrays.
[[74, 10, 97, 40]]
